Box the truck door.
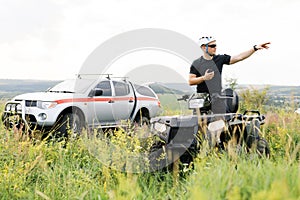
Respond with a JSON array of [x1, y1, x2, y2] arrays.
[[111, 81, 135, 122], [88, 80, 114, 125]]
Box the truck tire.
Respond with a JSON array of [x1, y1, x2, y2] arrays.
[[58, 112, 83, 138], [136, 116, 150, 126]]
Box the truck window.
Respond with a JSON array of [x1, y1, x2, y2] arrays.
[[95, 81, 112, 96], [135, 85, 156, 98], [113, 81, 130, 96]]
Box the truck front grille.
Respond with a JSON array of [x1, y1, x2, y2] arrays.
[[25, 100, 37, 107]]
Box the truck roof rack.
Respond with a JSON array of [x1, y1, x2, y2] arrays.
[[76, 74, 129, 81], [76, 74, 113, 79], [110, 76, 129, 81]]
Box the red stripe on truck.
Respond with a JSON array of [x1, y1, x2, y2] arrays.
[[55, 97, 159, 104]]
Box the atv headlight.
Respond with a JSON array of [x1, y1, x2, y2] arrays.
[[208, 119, 226, 132], [151, 121, 169, 141], [152, 122, 167, 133], [38, 101, 57, 109], [188, 99, 204, 109]]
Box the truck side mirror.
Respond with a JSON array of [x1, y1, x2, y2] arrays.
[[88, 88, 103, 97]]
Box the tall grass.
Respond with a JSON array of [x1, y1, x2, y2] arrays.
[[0, 101, 300, 199]]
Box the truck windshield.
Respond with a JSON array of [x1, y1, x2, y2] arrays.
[[47, 79, 96, 93]]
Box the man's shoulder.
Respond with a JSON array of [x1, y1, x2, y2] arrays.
[[213, 54, 231, 62], [213, 54, 224, 58], [193, 56, 203, 62], [192, 56, 205, 65], [191, 57, 200, 67], [214, 54, 230, 59]]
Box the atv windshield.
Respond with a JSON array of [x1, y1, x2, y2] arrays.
[[47, 79, 96, 93]]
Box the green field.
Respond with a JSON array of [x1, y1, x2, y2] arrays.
[[0, 99, 300, 200]]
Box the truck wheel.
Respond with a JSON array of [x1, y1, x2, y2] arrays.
[[133, 116, 150, 137], [58, 112, 83, 138], [137, 116, 150, 126]]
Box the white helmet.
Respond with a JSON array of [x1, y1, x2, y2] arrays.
[[198, 36, 216, 46]]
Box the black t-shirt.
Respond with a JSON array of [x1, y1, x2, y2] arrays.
[[190, 54, 231, 94]]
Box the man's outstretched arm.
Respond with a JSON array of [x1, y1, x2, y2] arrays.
[[229, 42, 271, 65]]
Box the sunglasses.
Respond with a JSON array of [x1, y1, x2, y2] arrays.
[[199, 36, 213, 39], [207, 44, 217, 48]]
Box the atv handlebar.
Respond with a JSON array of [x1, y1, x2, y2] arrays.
[[177, 94, 190, 101], [243, 110, 261, 116], [177, 92, 233, 102], [211, 93, 234, 99]]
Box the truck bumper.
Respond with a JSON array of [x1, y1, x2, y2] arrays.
[[2, 100, 57, 130]]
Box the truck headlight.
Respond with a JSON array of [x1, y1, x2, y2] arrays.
[[38, 101, 57, 109]]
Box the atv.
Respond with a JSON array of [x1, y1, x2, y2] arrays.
[[148, 88, 270, 171]]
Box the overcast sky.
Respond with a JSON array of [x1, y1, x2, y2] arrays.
[[1, 0, 300, 86]]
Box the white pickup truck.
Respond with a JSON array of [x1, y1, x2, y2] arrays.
[[2, 76, 161, 136]]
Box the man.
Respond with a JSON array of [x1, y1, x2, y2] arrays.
[[189, 36, 270, 113]]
